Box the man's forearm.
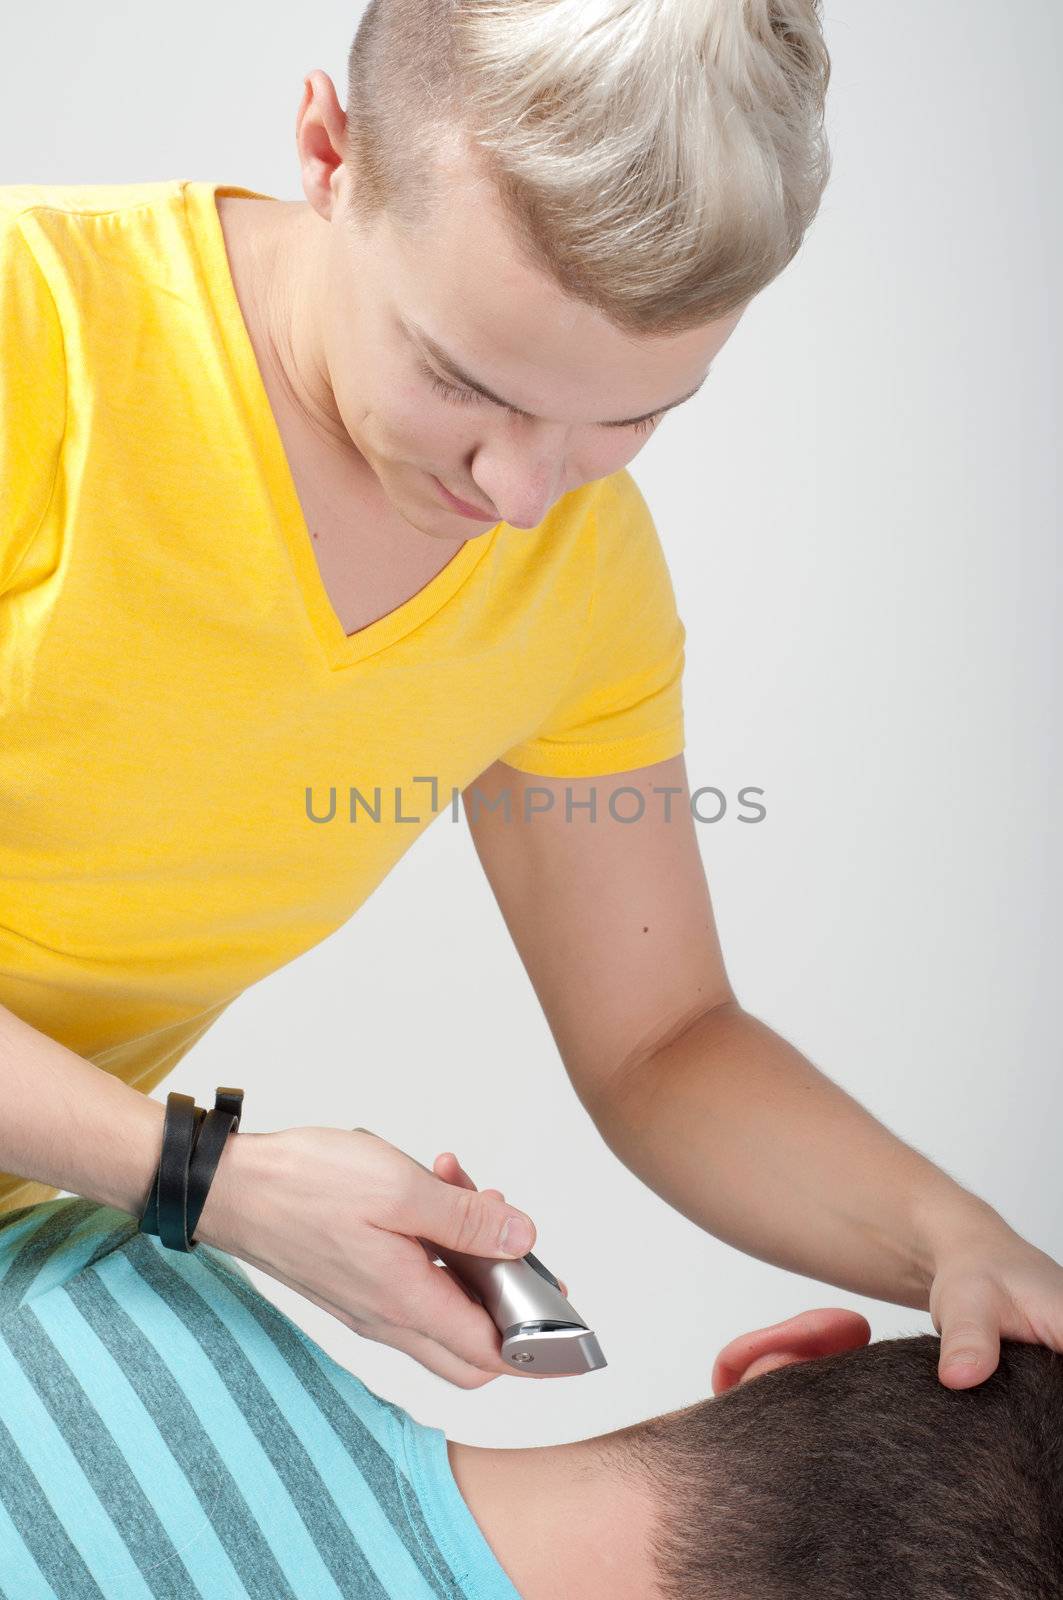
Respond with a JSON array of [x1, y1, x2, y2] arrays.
[[0, 1002, 166, 1216], [589, 1000, 1009, 1309]]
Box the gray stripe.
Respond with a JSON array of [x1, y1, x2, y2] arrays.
[[64, 1261, 301, 1600], [0, 1203, 36, 1233], [1, 1203, 468, 1598], [192, 1244, 469, 1600], [114, 1233, 394, 1599], [0, 1402, 104, 1600], [0, 1198, 104, 1316], [3, 1301, 208, 1598], [0, 1202, 280, 1598]]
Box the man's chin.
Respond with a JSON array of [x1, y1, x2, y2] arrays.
[[391, 468, 494, 541]]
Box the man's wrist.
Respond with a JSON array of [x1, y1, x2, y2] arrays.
[[193, 1128, 274, 1256], [908, 1182, 1014, 1286]]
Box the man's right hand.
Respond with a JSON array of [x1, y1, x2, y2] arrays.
[[195, 1123, 538, 1388]]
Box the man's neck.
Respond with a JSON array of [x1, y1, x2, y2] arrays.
[[446, 1436, 662, 1599], [216, 193, 357, 463]]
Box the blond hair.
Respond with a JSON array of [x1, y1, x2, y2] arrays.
[[345, 0, 832, 335]]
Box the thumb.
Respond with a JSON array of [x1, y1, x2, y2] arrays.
[[935, 1275, 1000, 1389], [406, 1166, 536, 1260]]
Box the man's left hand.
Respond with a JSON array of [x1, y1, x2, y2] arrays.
[[930, 1222, 1063, 1388]]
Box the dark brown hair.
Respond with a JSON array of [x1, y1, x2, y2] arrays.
[[599, 1334, 1063, 1598]]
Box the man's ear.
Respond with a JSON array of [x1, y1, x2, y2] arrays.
[[711, 1307, 871, 1395], [295, 70, 351, 221]]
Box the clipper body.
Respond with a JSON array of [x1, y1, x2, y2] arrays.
[[435, 1246, 607, 1376]]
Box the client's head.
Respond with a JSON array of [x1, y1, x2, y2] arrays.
[[599, 1309, 1063, 1599], [450, 1307, 1063, 1599]]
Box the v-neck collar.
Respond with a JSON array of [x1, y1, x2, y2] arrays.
[[182, 178, 501, 671]]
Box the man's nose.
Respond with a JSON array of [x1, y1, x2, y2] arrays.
[[473, 436, 569, 529]]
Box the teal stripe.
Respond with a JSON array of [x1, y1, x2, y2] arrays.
[[0, 1202, 232, 1597], [276, 1314, 472, 1600], [0, 1409, 89, 1600], [0, 1318, 158, 1596], [179, 1247, 456, 1598], [194, 1246, 467, 1599], [70, 1251, 307, 1600], [0, 1207, 61, 1286], [0, 1198, 150, 1312], [0, 1198, 101, 1308], [0, 1202, 479, 1598], [30, 1275, 248, 1599], [114, 1235, 392, 1599]]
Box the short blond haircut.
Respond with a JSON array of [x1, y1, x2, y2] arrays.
[[345, 0, 832, 335]]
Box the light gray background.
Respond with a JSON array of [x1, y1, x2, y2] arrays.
[[4, 2, 1059, 1448]]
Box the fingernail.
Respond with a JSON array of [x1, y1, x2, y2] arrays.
[[499, 1217, 533, 1257]]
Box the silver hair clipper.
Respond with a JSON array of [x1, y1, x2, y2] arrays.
[[435, 1245, 607, 1376]]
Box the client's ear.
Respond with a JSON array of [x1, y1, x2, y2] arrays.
[[711, 1307, 871, 1395]]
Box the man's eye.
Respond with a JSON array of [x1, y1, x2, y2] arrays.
[[421, 360, 524, 417], [420, 357, 661, 434], [425, 367, 479, 407]]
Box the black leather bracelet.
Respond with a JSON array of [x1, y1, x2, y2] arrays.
[[185, 1088, 244, 1244], [139, 1087, 244, 1252]]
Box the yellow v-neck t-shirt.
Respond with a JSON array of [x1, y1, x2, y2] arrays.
[[0, 179, 686, 1213]]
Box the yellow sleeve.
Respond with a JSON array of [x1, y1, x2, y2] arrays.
[[500, 468, 686, 778], [0, 201, 67, 596]]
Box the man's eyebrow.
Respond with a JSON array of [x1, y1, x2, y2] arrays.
[[401, 316, 710, 428]]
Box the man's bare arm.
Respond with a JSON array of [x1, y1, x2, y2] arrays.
[[463, 752, 1005, 1312], [462, 752, 737, 1110], [0, 1002, 167, 1215], [589, 998, 999, 1308]]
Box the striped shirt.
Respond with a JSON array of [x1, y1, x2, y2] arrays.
[[0, 1197, 522, 1599]]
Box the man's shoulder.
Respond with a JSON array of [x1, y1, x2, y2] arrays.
[[0, 178, 186, 221]]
